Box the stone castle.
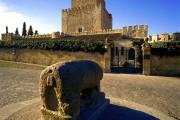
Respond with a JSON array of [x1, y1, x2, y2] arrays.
[[62, 0, 112, 33], [62, 0, 148, 38], [1, 0, 148, 41]]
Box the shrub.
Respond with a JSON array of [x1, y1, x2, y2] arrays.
[[0, 40, 107, 54], [132, 39, 144, 47], [151, 41, 180, 48], [151, 41, 180, 56]]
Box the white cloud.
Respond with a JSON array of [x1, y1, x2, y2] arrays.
[[0, 1, 57, 39]]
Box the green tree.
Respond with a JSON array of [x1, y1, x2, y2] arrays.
[[35, 30, 38, 35], [6, 26, 8, 34], [15, 28, 19, 35], [22, 22, 27, 36], [28, 25, 33, 36]]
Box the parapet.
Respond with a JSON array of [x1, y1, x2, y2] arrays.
[[51, 32, 61, 39], [123, 25, 148, 32], [65, 28, 122, 36], [62, 5, 95, 14], [121, 24, 148, 38], [21, 34, 51, 39], [64, 24, 148, 38], [1, 24, 148, 41]]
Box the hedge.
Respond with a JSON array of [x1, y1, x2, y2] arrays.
[[151, 41, 180, 48], [132, 40, 180, 56], [0, 40, 107, 54], [151, 41, 180, 56]]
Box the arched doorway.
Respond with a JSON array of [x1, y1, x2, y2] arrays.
[[128, 48, 135, 60], [78, 26, 84, 33], [78, 28, 83, 32], [111, 41, 142, 74]]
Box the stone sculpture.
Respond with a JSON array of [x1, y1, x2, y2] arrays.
[[40, 60, 107, 120]]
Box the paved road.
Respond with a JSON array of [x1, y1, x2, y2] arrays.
[[0, 68, 180, 119], [101, 74, 180, 120], [0, 68, 40, 108]]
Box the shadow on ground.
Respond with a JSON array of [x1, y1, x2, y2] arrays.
[[98, 104, 159, 120], [6, 103, 159, 120]]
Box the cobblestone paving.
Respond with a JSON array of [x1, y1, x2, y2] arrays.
[[0, 68, 180, 119]]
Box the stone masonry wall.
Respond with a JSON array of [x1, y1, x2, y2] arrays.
[[0, 48, 110, 72], [151, 55, 180, 76]]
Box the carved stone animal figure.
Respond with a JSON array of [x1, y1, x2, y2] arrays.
[[40, 60, 103, 120]]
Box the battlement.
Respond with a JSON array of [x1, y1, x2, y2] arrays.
[[1, 33, 20, 41], [65, 29, 122, 36], [62, 5, 95, 14], [122, 25, 148, 38], [71, 0, 105, 8], [64, 25, 148, 38], [21, 34, 51, 39], [1, 24, 148, 41], [122, 25, 148, 32]]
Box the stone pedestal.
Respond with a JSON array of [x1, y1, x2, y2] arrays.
[[142, 42, 151, 75], [104, 47, 111, 73], [40, 92, 109, 120], [40, 60, 107, 120], [41, 109, 71, 120]]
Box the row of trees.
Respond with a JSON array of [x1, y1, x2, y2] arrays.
[[6, 22, 39, 36], [21, 22, 38, 36]]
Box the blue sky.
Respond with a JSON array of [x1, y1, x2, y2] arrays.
[[0, 0, 179, 36]]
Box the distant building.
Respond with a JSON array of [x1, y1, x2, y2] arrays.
[[160, 33, 169, 41], [151, 34, 159, 42], [173, 32, 180, 40]]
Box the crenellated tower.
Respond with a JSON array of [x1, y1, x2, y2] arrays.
[[72, 0, 104, 8], [62, 0, 112, 33]]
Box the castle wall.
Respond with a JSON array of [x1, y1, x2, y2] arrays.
[[1, 34, 53, 41], [1, 33, 17, 41], [1, 24, 148, 41], [142, 45, 180, 76], [0, 48, 111, 72], [122, 25, 148, 38], [151, 55, 180, 76], [62, 6, 101, 33], [101, 8, 112, 30]]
